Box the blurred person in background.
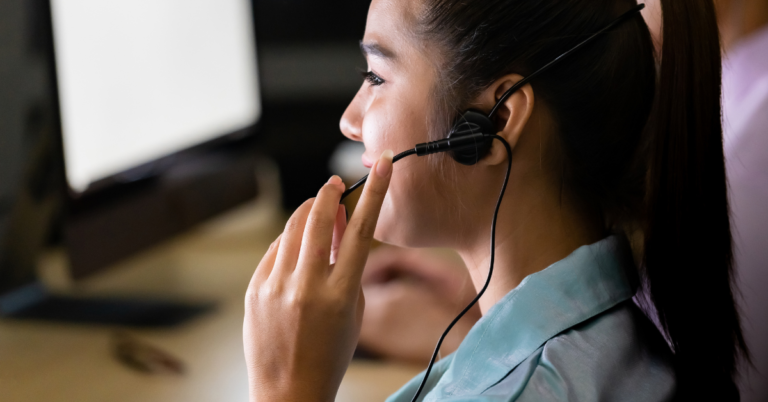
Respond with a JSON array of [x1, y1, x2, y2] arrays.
[[242, 0, 749, 401]]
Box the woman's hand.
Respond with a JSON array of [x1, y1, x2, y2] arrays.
[[244, 150, 394, 402]]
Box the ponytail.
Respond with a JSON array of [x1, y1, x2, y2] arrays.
[[643, 0, 747, 399]]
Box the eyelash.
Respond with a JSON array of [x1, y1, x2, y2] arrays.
[[360, 70, 385, 86]]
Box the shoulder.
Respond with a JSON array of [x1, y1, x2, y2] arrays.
[[484, 301, 676, 402]]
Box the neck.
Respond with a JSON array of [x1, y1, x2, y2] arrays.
[[455, 160, 605, 315]]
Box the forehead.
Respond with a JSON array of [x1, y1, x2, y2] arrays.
[[364, 0, 422, 46]]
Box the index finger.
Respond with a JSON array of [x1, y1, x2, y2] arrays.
[[331, 149, 394, 288]]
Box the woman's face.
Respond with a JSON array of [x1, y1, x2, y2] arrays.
[[340, 0, 463, 247]]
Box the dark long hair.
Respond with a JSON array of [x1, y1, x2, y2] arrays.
[[417, 0, 747, 398]]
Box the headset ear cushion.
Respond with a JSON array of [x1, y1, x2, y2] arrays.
[[448, 110, 496, 165]]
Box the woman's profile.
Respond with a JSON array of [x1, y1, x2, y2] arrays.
[[242, 0, 748, 401]]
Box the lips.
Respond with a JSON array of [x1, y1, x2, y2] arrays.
[[361, 153, 375, 168]]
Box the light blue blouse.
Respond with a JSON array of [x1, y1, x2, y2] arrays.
[[387, 236, 676, 402]]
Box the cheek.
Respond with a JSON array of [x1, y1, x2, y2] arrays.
[[374, 157, 454, 247], [363, 87, 447, 246], [361, 94, 431, 155]]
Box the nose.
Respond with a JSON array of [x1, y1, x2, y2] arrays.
[[340, 89, 364, 142]]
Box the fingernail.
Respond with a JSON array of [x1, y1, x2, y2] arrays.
[[328, 175, 342, 185], [376, 150, 394, 177]]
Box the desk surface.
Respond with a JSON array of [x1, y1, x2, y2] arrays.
[[0, 194, 421, 402]]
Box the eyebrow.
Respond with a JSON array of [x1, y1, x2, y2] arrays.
[[360, 41, 396, 59]]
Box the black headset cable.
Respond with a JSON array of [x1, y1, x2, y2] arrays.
[[408, 135, 511, 402]]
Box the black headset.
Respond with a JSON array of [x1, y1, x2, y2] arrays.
[[337, 5, 645, 402]]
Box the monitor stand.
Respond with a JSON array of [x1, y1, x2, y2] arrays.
[[0, 283, 214, 327]]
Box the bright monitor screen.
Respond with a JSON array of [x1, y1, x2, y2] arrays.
[[51, 0, 261, 192]]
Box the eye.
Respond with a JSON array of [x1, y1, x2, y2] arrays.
[[360, 70, 385, 86]]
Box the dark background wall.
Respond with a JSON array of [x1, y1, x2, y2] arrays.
[[0, 0, 61, 292], [254, 0, 370, 208], [255, 0, 370, 44]]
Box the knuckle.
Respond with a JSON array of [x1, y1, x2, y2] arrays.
[[326, 299, 346, 318], [305, 214, 332, 233], [311, 245, 329, 260], [333, 293, 359, 318], [331, 294, 351, 313], [285, 289, 311, 310], [366, 181, 388, 199], [246, 282, 277, 307], [321, 181, 343, 194], [284, 200, 313, 232], [258, 282, 281, 301], [351, 217, 377, 241], [284, 215, 302, 233], [244, 288, 259, 307], [262, 240, 279, 257]]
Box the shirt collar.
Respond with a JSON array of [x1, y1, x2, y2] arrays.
[[438, 235, 639, 397]]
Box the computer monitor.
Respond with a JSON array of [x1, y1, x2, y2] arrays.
[[51, 0, 261, 193], [0, 0, 262, 326], [56, 0, 263, 278]]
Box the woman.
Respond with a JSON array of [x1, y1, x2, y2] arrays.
[[243, 0, 747, 400]]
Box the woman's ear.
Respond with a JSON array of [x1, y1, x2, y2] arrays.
[[472, 74, 535, 167]]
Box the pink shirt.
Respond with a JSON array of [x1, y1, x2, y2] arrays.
[[722, 24, 768, 402]]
